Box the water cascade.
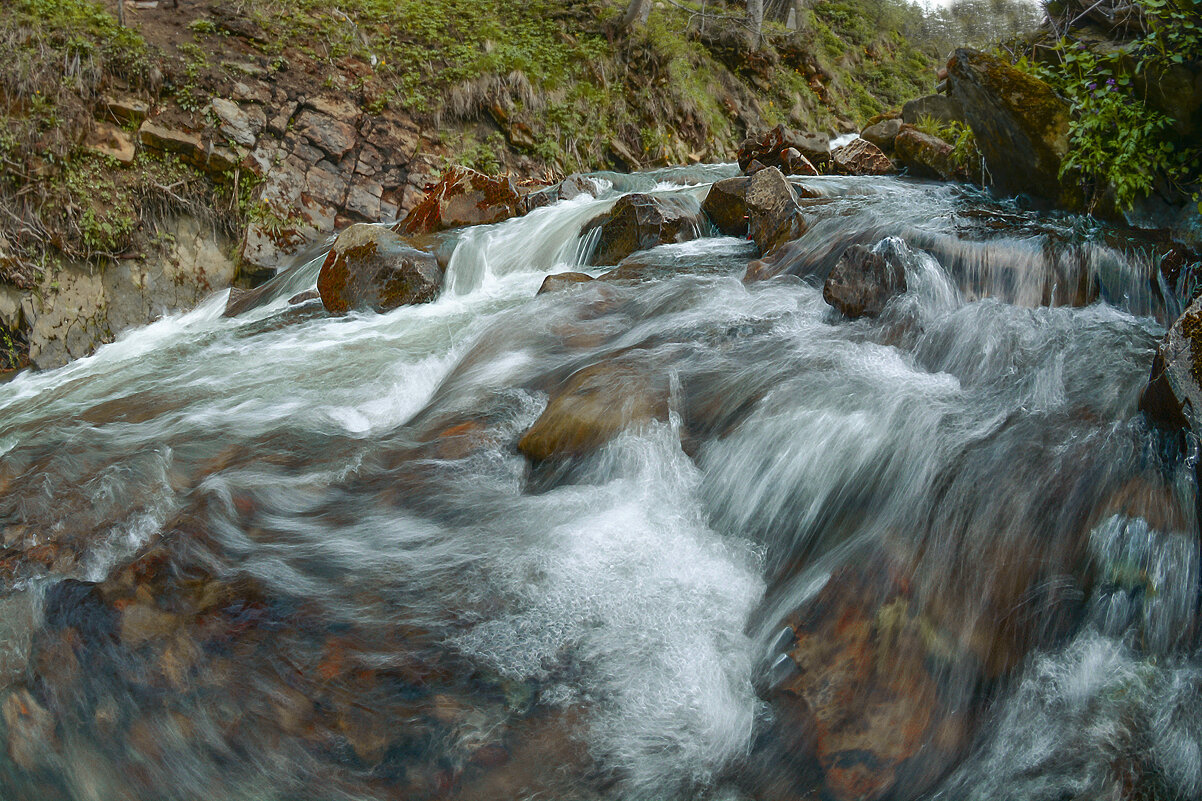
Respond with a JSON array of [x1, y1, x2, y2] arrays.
[[0, 166, 1197, 801]]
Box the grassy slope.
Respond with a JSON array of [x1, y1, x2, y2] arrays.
[[0, 0, 937, 361]]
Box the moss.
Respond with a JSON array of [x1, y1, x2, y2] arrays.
[[1180, 309, 1202, 389]]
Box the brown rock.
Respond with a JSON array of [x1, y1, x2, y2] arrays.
[[537, 272, 594, 295], [771, 560, 973, 801], [317, 224, 441, 314], [744, 158, 768, 176], [831, 138, 896, 176], [702, 176, 752, 237], [823, 239, 909, 318], [3, 689, 57, 772], [518, 358, 669, 462], [584, 194, 704, 266], [739, 124, 831, 171], [138, 120, 204, 162], [745, 167, 806, 257], [396, 166, 523, 235], [121, 602, 179, 647], [294, 109, 356, 159], [947, 48, 1080, 207], [85, 122, 135, 164], [894, 125, 966, 182], [780, 147, 819, 176], [104, 95, 149, 126]]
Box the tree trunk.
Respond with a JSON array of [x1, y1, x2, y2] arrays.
[[747, 0, 764, 47], [621, 0, 652, 29]]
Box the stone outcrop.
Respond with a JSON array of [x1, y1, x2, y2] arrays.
[[823, 239, 909, 318], [830, 138, 896, 176], [17, 218, 236, 370], [395, 166, 524, 235], [316, 224, 442, 314], [738, 124, 831, 173], [894, 125, 966, 182], [946, 48, 1080, 207], [584, 194, 705, 265]]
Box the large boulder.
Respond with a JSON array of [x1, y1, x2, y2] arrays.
[[823, 238, 908, 318], [893, 125, 966, 182], [739, 124, 831, 172], [901, 94, 964, 126], [584, 194, 704, 265], [745, 167, 807, 256], [946, 48, 1081, 207], [518, 358, 669, 462], [316, 224, 441, 314], [1140, 297, 1202, 432], [702, 176, 752, 237], [860, 117, 903, 152], [395, 166, 523, 234], [830, 138, 896, 176]]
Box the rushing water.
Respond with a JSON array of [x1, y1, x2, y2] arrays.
[[0, 166, 1198, 801]]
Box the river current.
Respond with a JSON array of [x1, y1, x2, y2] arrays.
[[0, 166, 1198, 801]]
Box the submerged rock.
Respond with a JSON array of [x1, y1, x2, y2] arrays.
[[1140, 297, 1202, 432], [767, 559, 974, 801], [395, 166, 523, 234], [317, 224, 441, 314], [823, 239, 908, 318], [584, 194, 704, 266], [830, 138, 896, 176], [517, 358, 669, 462], [946, 48, 1080, 207]]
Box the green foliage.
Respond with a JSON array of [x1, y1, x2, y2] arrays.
[[1015, 0, 1202, 210], [914, 115, 980, 172]]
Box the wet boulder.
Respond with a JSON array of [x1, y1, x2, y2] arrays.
[[894, 125, 966, 182], [830, 138, 896, 176], [823, 239, 908, 318], [517, 358, 670, 462], [738, 124, 831, 173], [901, 94, 964, 126], [946, 48, 1080, 208], [317, 224, 441, 314], [395, 165, 523, 234], [860, 117, 903, 152], [536, 272, 595, 295], [780, 147, 819, 176], [767, 559, 975, 801], [702, 176, 752, 237], [745, 167, 807, 257], [1140, 297, 1202, 432], [584, 194, 704, 266]]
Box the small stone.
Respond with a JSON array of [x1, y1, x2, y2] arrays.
[[536, 272, 594, 295]]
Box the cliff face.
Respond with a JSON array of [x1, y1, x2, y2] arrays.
[[0, 0, 940, 372]]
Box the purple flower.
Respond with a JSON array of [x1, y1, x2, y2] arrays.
[[1106, 78, 1117, 88], [1088, 82, 1097, 90]]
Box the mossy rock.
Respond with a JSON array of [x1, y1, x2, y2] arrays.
[[947, 48, 1082, 209]]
